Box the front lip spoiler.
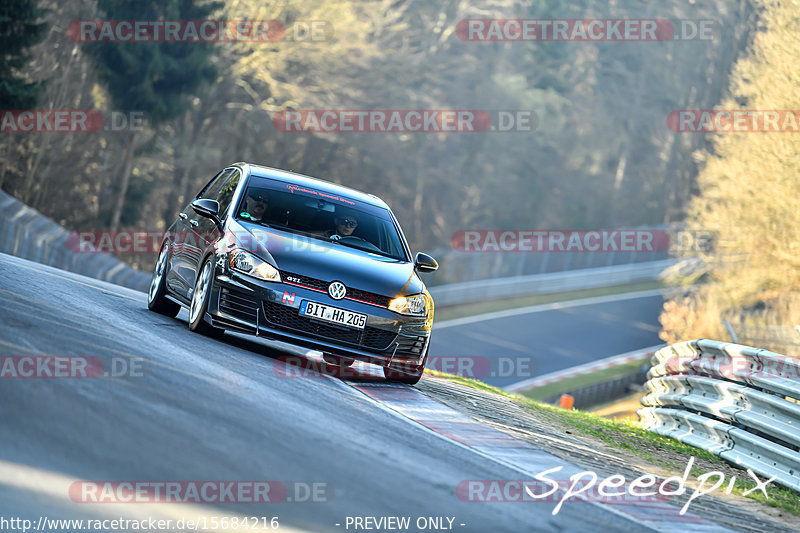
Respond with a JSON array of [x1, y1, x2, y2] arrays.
[[209, 311, 410, 367]]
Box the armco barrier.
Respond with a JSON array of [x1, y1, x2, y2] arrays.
[[639, 339, 800, 492], [0, 190, 150, 291], [429, 259, 677, 307]]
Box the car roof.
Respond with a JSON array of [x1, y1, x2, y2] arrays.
[[234, 162, 389, 209]]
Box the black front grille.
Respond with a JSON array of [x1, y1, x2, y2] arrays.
[[262, 301, 397, 350], [281, 271, 391, 308], [219, 288, 260, 322], [346, 287, 391, 307]]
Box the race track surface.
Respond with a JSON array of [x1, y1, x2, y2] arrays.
[[431, 292, 664, 388], [0, 253, 683, 532]]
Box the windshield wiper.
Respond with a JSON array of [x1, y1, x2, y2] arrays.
[[330, 238, 399, 260]]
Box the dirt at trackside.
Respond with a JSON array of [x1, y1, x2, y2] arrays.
[[417, 377, 800, 533]]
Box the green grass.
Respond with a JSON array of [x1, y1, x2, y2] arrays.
[[434, 280, 664, 322], [520, 360, 649, 401], [729, 478, 800, 515], [427, 372, 800, 516], [424, 369, 515, 396], [526, 398, 721, 462]]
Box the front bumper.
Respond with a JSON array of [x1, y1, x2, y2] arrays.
[[206, 269, 431, 368]]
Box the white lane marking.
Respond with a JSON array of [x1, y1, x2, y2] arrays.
[[434, 289, 667, 330], [461, 330, 530, 353], [505, 344, 664, 392]]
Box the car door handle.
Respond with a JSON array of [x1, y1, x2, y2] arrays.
[[189, 219, 199, 227], [179, 213, 188, 219]]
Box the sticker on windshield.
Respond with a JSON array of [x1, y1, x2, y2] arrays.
[[286, 183, 356, 206]]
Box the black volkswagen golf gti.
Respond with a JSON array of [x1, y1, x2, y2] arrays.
[[148, 163, 438, 384]]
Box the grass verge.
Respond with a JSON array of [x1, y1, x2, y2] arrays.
[[425, 371, 800, 516]]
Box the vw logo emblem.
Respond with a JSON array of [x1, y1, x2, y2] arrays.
[[328, 281, 347, 300]]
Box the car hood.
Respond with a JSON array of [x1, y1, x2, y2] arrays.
[[225, 219, 424, 297]]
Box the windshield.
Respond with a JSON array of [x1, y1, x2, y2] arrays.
[[235, 176, 408, 261]]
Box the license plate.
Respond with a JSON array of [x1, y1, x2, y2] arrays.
[[299, 300, 367, 330]]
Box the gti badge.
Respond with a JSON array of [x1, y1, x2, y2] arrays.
[[328, 281, 346, 300]]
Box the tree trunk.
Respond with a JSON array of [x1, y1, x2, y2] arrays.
[[110, 131, 138, 231]]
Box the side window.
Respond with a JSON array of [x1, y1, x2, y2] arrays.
[[197, 169, 233, 201], [215, 170, 241, 216]]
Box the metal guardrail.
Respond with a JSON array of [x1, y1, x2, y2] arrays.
[[0, 190, 150, 291], [429, 259, 677, 307], [639, 339, 800, 492]]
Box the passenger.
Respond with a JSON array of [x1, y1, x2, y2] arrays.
[[325, 211, 359, 240]]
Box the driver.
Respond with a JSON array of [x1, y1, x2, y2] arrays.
[[242, 191, 269, 222]]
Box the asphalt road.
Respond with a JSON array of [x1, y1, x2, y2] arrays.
[[430, 292, 664, 388], [0, 253, 680, 532]]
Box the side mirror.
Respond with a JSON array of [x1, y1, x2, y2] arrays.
[[414, 252, 438, 273], [191, 199, 223, 230]]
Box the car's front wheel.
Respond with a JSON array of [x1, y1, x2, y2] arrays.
[[148, 245, 180, 318], [188, 259, 224, 337], [384, 350, 427, 385]]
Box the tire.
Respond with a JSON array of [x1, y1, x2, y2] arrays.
[[384, 350, 428, 385], [188, 259, 224, 337], [323, 354, 355, 367], [148, 244, 180, 318]]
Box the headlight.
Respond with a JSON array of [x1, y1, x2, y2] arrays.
[[229, 249, 280, 282], [388, 293, 427, 316]]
